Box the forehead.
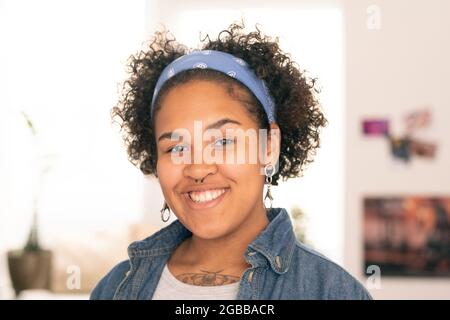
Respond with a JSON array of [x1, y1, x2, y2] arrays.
[[154, 80, 256, 134]]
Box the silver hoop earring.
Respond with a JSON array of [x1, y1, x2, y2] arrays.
[[160, 201, 171, 222], [264, 163, 275, 210]]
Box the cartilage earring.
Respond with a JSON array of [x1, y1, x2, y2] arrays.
[[264, 163, 275, 210], [160, 201, 171, 222]]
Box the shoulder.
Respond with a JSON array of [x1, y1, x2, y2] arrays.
[[89, 221, 190, 300], [90, 260, 131, 300], [290, 241, 373, 300]]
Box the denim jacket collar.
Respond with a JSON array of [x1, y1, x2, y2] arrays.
[[127, 207, 296, 275]]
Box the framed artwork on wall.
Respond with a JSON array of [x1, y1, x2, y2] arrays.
[[364, 196, 450, 277]]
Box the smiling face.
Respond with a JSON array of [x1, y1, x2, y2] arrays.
[[154, 80, 280, 240]]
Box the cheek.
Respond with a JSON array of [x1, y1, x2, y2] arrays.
[[156, 156, 183, 191], [219, 137, 266, 187], [221, 162, 263, 186]]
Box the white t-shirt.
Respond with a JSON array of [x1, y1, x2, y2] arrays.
[[152, 264, 240, 300]]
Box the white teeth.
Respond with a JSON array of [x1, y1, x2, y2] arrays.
[[188, 188, 227, 203]]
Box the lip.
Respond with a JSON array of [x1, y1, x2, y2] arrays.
[[182, 188, 230, 211]]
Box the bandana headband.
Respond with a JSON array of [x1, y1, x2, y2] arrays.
[[150, 50, 276, 123]]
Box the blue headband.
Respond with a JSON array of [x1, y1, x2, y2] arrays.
[[150, 50, 276, 123]]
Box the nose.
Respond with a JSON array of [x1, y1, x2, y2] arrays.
[[183, 163, 218, 183]]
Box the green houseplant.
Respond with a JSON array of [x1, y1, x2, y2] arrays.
[[7, 111, 54, 296]]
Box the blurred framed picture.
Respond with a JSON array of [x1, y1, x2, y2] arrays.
[[364, 197, 450, 277], [362, 119, 389, 136]]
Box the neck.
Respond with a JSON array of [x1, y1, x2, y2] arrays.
[[183, 203, 270, 270]]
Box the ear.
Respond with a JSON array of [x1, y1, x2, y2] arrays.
[[264, 122, 281, 169]]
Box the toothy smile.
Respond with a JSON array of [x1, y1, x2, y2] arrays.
[[188, 188, 228, 203]]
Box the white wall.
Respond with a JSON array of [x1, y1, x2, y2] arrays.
[[343, 0, 450, 299]]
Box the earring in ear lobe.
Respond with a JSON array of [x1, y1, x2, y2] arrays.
[[160, 201, 171, 222], [264, 163, 275, 210]]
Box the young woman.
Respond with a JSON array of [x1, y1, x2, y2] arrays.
[[91, 22, 372, 300]]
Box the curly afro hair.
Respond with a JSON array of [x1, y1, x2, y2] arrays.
[[111, 21, 327, 186]]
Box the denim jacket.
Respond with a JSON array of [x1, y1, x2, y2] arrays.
[[90, 207, 372, 300]]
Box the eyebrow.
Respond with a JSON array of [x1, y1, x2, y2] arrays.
[[157, 118, 242, 142]]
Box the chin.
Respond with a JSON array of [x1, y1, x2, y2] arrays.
[[189, 223, 232, 241]]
